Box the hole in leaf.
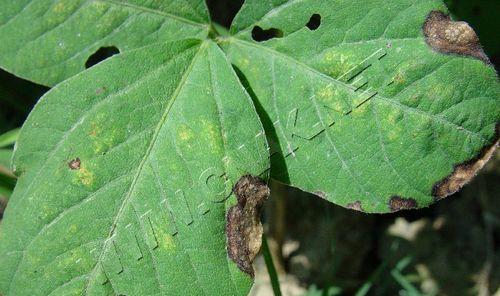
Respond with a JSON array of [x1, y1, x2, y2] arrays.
[[85, 46, 120, 68], [306, 14, 321, 30], [251, 26, 283, 42]]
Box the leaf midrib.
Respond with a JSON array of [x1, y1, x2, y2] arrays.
[[83, 43, 206, 293]]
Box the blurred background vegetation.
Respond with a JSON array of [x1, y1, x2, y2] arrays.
[[0, 0, 498, 295]]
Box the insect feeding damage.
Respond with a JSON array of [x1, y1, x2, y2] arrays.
[[226, 175, 270, 277], [423, 11, 489, 63]]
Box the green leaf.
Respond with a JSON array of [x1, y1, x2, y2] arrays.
[[0, 0, 211, 86], [0, 39, 269, 295], [226, 0, 499, 213], [0, 128, 20, 148]]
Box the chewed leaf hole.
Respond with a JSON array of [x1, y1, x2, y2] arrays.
[[306, 13, 321, 30], [251, 26, 283, 42], [85, 46, 120, 68]]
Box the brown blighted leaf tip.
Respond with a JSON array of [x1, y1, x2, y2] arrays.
[[389, 196, 418, 212], [423, 10, 490, 64], [226, 175, 270, 277], [432, 136, 499, 199], [68, 158, 81, 170]]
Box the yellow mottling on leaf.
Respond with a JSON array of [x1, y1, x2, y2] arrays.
[[89, 119, 123, 154], [69, 224, 78, 233], [388, 127, 403, 141], [201, 119, 221, 151], [89, 122, 102, 138], [350, 104, 368, 118], [160, 234, 176, 251], [393, 72, 406, 85], [178, 124, 194, 145], [53, 2, 66, 13], [317, 86, 334, 99], [76, 166, 94, 186], [239, 58, 250, 67]]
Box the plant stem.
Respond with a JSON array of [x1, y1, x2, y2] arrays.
[[262, 233, 282, 296]]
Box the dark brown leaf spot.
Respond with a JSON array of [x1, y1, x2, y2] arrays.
[[226, 175, 270, 277], [433, 135, 498, 199], [68, 158, 81, 170], [423, 11, 489, 63], [389, 196, 417, 212], [346, 201, 364, 212]]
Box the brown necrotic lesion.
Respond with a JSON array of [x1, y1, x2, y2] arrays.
[[225, 175, 270, 277], [432, 138, 499, 199], [423, 11, 489, 64]]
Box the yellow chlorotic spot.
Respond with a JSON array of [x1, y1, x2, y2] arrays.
[[324, 51, 335, 62], [350, 104, 368, 118], [239, 58, 250, 67], [317, 86, 334, 99], [388, 128, 402, 141], [160, 234, 176, 251], [201, 119, 221, 151], [53, 2, 66, 13], [89, 122, 102, 138], [69, 224, 78, 233], [178, 125, 194, 142], [91, 126, 122, 154], [76, 166, 94, 186], [393, 72, 406, 84]]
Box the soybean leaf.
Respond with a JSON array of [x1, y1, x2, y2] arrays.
[[0, 39, 269, 295], [226, 0, 499, 213], [0, 0, 210, 86]]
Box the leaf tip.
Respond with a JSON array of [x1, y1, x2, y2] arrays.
[[423, 10, 490, 64], [432, 132, 499, 199]]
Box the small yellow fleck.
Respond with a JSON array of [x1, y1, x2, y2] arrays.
[[317, 86, 334, 99], [76, 166, 94, 186], [53, 2, 65, 13], [178, 125, 194, 142], [160, 234, 176, 251], [239, 58, 250, 67]]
